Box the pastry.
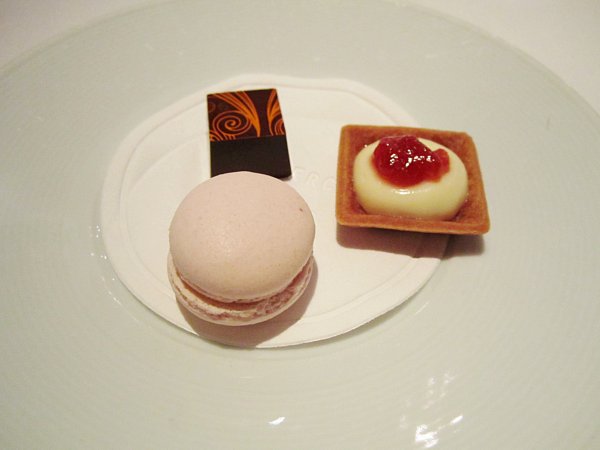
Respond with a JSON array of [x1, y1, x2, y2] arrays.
[[168, 171, 315, 325], [336, 125, 490, 234]]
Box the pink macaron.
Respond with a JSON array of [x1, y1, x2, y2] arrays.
[[168, 171, 315, 326]]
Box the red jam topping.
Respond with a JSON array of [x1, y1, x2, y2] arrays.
[[372, 135, 450, 187]]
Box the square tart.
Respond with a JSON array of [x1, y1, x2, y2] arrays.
[[336, 124, 490, 234]]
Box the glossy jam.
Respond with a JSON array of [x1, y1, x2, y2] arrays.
[[372, 135, 450, 187]]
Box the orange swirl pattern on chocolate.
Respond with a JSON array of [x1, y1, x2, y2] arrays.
[[207, 89, 286, 142], [266, 89, 285, 136], [210, 91, 260, 141]]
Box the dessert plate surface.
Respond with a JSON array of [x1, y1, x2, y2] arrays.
[[1, 1, 599, 448], [101, 74, 446, 347]]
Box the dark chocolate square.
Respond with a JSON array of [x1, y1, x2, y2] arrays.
[[207, 88, 291, 178]]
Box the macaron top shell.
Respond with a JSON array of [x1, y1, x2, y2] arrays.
[[169, 172, 315, 302]]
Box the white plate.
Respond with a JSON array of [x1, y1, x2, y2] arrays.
[[1, 1, 599, 448], [101, 73, 446, 347]]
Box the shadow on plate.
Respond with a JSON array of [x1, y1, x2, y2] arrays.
[[444, 234, 485, 258], [178, 261, 319, 348], [336, 224, 443, 258]]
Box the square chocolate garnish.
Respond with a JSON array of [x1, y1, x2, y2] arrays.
[[207, 88, 291, 179]]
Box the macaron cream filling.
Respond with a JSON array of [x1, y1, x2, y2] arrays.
[[171, 253, 314, 305], [168, 254, 314, 325]]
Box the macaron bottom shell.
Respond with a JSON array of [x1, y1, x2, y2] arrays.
[[167, 254, 314, 326]]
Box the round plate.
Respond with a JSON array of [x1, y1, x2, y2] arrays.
[[101, 73, 446, 347], [1, 1, 599, 448]]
